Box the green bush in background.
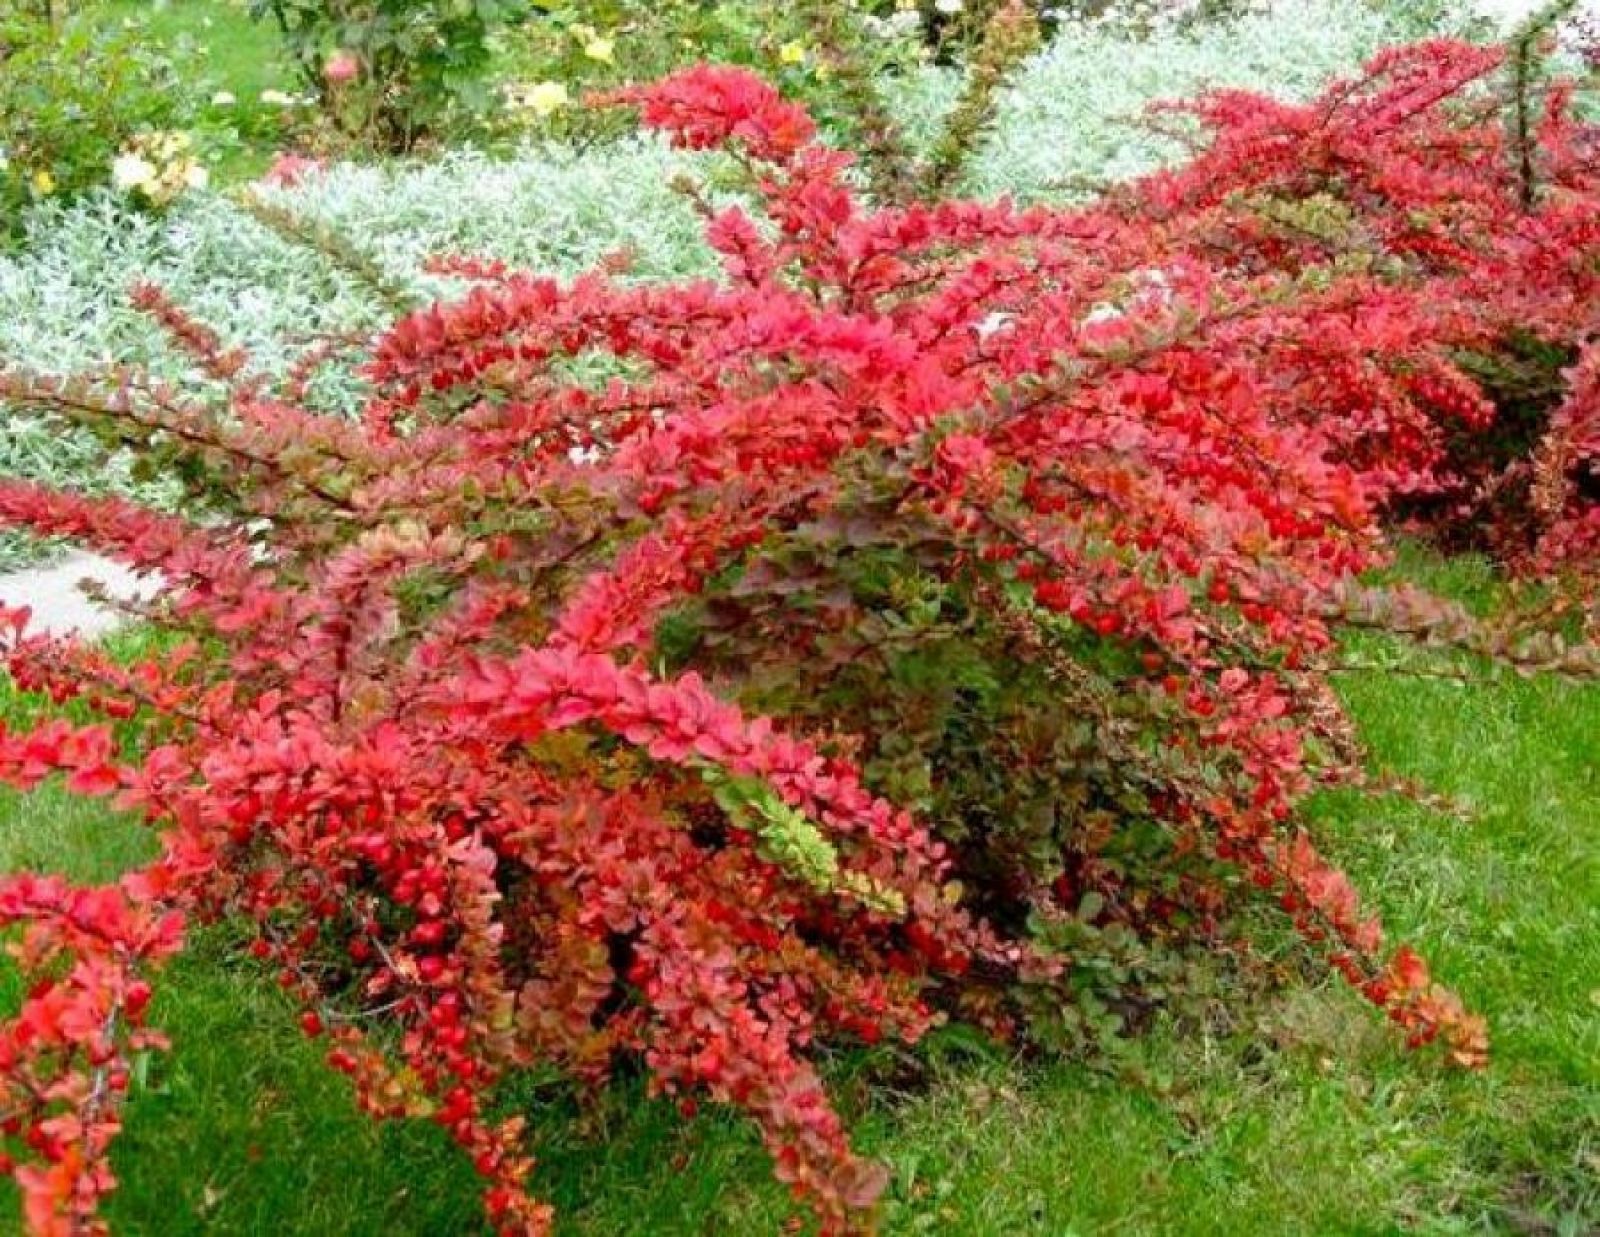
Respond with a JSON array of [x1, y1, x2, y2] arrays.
[[0, 4, 191, 232], [247, 0, 528, 151]]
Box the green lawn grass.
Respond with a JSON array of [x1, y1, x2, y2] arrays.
[[0, 562, 1594, 1236]]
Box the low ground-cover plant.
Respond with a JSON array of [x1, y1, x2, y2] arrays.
[[0, 35, 1597, 1237], [951, 0, 1409, 198]]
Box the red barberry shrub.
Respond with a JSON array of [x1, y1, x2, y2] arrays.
[[1529, 336, 1600, 611], [2, 41, 1597, 1234], [1103, 38, 1600, 592]]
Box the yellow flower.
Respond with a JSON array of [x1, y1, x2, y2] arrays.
[[778, 40, 807, 66], [30, 169, 55, 195], [583, 36, 615, 64], [526, 81, 569, 118]]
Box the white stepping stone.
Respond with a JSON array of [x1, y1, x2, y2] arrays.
[[0, 551, 159, 639]]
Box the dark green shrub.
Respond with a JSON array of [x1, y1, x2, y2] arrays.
[[248, 0, 526, 151]]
